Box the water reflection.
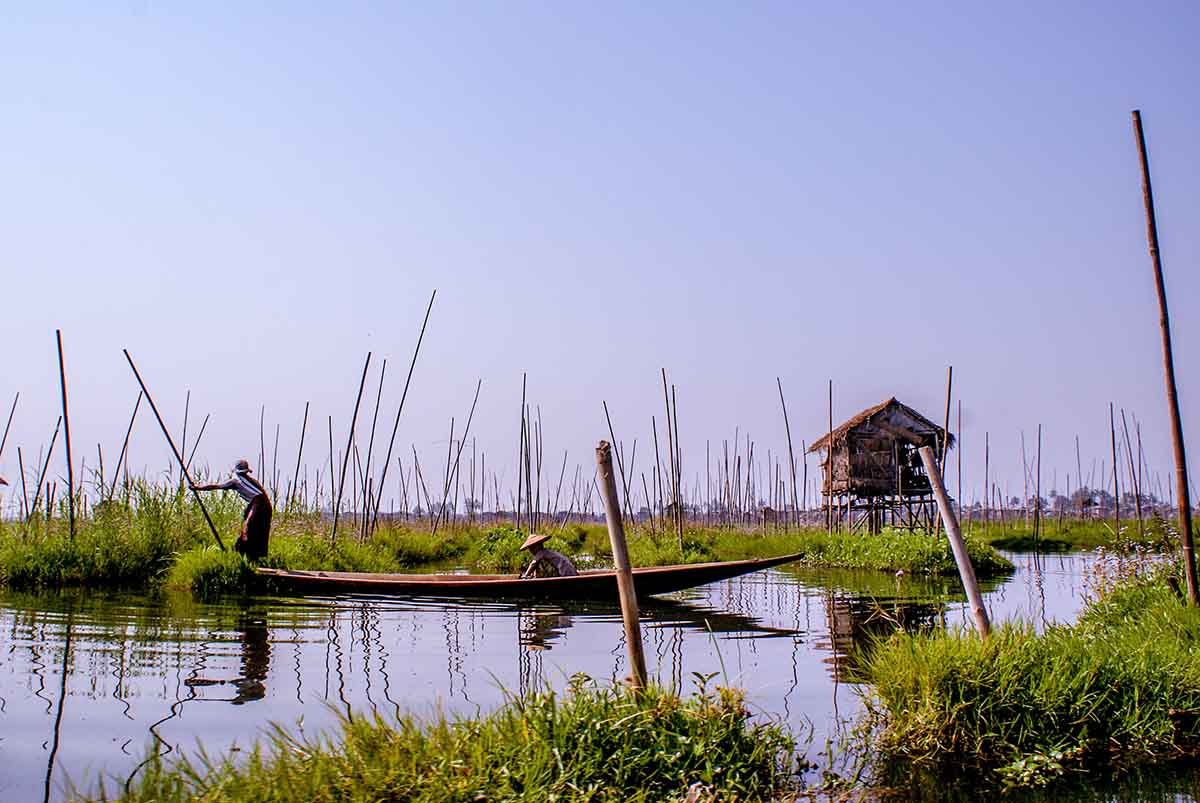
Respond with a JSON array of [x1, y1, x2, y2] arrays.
[[232, 610, 270, 705], [0, 552, 1183, 802]]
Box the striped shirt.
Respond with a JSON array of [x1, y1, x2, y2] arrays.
[[224, 473, 265, 503]]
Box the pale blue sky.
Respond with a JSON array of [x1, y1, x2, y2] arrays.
[[1, 3, 1197, 509]]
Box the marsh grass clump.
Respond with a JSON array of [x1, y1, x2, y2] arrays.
[[0, 481, 244, 589], [107, 679, 800, 803], [863, 564, 1200, 790]]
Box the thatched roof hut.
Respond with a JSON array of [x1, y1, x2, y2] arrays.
[[808, 398, 952, 498]]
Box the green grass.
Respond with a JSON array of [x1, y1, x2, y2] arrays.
[[101, 679, 800, 803], [968, 514, 1189, 554], [0, 481, 1014, 592], [861, 563, 1200, 790]]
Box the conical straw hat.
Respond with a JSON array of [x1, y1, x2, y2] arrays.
[[521, 533, 550, 550]]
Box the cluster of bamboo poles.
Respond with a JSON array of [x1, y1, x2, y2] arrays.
[[6, 348, 1194, 546]]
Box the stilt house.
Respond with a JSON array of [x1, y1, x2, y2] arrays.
[[807, 398, 953, 532]]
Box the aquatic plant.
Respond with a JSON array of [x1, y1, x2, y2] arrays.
[[103, 678, 800, 802], [862, 563, 1200, 789]]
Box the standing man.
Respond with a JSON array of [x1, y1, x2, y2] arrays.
[[519, 533, 578, 578], [191, 459, 272, 560]]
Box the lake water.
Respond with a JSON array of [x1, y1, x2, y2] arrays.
[[1, 551, 1195, 801]]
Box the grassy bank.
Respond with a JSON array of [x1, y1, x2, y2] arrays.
[[966, 514, 1190, 554], [1, 487, 1013, 592], [102, 679, 800, 802], [862, 564, 1200, 790]]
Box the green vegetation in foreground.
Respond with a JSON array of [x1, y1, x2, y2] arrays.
[[863, 564, 1200, 791], [102, 678, 799, 803]]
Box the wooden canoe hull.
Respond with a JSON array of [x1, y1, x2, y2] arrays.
[[255, 553, 804, 600]]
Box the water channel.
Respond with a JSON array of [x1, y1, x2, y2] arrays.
[[1, 552, 1196, 801]]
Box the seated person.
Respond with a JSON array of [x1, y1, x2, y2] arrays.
[[519, 533, 578, 578]]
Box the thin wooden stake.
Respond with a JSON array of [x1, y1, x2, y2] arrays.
[[55, 331, 76, 539], [1132, 109, 1197, 603], [122, 350, 225, 550], [597, 440, 647, 689], [371, 289, 436, 534], [331, 353, 372, 543]]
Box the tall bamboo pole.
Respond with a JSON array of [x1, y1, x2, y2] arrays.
[[827, 380, 833, 534], [108, 392, 143, 501], [371, 290, 436, 534], [291, 402, 309, 510], [0, 392, 17, 465], [331, 353, 372, 543], [55, 331, 76, 539], [1132, 109, 1197, 604], [122, 351, 225, 550], [1111, 403, 1120, 533]]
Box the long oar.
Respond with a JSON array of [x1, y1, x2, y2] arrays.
[[123, 349, 226, 551]]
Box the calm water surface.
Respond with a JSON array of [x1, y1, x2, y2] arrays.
[[0, 552, 1194, 801]]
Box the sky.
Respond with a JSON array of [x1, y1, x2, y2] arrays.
[[1, 2, 1198, 512]]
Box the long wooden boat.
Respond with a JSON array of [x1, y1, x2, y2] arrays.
[[255, 553, 803, 600]]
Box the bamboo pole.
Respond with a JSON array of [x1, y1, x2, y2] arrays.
[[122, 350, 225, 550], [331, 352, 372, 543], [1035, 424, 1043, 548], [1110, 403, 1120, 533], [940, 366, 953, 474], [370, 290, 436, 534], [55, 331, 76, 539], [661, 370, 681, 547], [671, 384, 684, 540], [919, 446, 990, 638], [27, 417, 61, 522], [957, 399, 963, 522], [431, 380, 482, 537], [1132, 109, 1197, 603], [109, 392, 143, 500], [291, 402, 309, 510], [0, 392, 17, 465], [827, 380, 833, 534], [184, 414, 210, 472], [602, 402, 636, 523], [596, 440, 647, 689]]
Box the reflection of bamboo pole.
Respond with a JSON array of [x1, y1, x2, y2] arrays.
[[1132, 109, 1197, 604], [43, 606, 73, 803], [596, 440, 647, 689], [919, 446, 990, 638]]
